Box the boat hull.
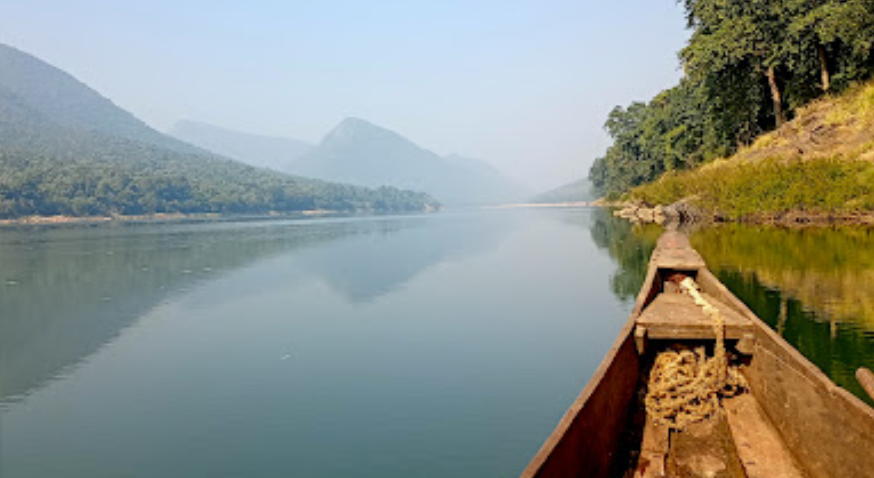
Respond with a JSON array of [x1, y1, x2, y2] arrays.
[[520, 232, 874, 478], [520, 317, 639, 478]]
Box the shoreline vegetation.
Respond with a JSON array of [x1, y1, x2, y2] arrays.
[[0, 212, 329, 227], [2, 201, 611, 227], [0, 201, 613, 227], [0, 207, 442, 227], [618, 80, 874, 226], [586, 1, 874, 226]]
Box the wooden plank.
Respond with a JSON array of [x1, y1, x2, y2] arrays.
[[666, 413, 746, 478], [651, 249, 706, 270], [636, 292, 753, 340], [747, 340, 874, 478], [640, 415, 669, 454], [633, 414, 669, 478], [650, 231, 706, 270], [635, 326, 648, 355], [723, 394, 806, 478], [857, 367, 874, 403]]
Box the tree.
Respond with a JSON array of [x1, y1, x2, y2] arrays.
[[589, 0, 874, 197], [681, 0, 793, 126], [787, 0, 874, 92]]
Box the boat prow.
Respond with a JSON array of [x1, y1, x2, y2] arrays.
[[520, 231, 874, 478]]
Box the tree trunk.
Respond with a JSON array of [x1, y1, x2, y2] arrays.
[[818, 45, 830, 92], [766, 65, 786, 127]]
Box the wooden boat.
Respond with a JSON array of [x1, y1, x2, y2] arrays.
[[520, 231, 874, 478]]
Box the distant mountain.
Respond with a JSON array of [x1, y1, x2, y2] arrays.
[[290, 117, 528, 206], [0, 44, 198, 155], [532, 178, 596, 203], [169, 120, 313, 172], [0, 43, 437, 218]]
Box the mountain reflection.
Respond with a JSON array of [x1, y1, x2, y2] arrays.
[[0, 214, 515, 404], [296, 212, 515, 302]]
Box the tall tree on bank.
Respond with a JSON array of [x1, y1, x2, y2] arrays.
[[681, 0, 792, 126], [590, 79, 719, 195], [787, 0, 874, 93], [588, 0, 874, 197]]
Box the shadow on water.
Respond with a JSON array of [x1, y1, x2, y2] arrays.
[[581, 211, 874, 405], [0, 213, 515, 405]]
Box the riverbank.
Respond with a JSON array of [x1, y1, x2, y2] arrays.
[[612, 200, 874, 227], [624, 81, 874, 225], [0, 210, 347, 227]]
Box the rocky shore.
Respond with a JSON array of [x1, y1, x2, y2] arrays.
[[612, 200, 706, 225], [612, 200, 874, 227]]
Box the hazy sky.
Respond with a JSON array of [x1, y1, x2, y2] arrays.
[[0, 1, 688, 190]]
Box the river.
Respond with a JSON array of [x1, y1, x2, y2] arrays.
[[0, 208, 871, 477]]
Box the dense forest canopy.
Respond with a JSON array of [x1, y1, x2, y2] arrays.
[[590, 0, 874, 197]]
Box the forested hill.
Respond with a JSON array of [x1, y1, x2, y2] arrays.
[[0, 43, 438, 218], [590, 0, 874, 198], [0, 43, 198, 155]]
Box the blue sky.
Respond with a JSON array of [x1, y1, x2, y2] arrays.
[[0, 1, 688, 190]]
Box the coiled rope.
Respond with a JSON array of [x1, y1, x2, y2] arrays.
[[644, 277, 747, 430]]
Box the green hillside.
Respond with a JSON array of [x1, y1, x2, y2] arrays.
[[632, 80, 874, 221], [0, 44, 438, 219], [0, 44, 197, 154]]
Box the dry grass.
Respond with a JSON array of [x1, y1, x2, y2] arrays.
[[631, 80, 874, 220]]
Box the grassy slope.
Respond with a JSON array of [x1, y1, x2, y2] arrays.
[[632, 80, 874, 221]]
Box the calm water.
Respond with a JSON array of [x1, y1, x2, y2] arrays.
[[1, 209, 872, 478], [0, 209, 635, 478]]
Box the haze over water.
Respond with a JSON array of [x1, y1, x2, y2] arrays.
[[1, 209, 872, 477]]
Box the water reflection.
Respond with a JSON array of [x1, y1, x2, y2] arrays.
[[586, 208, 660, 303], [296, 213, 515, 302], [0, 213, 514, 405], [0, 209, 629, 478], [689, 226, 874, 404], [586, 214, 874, 404]]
